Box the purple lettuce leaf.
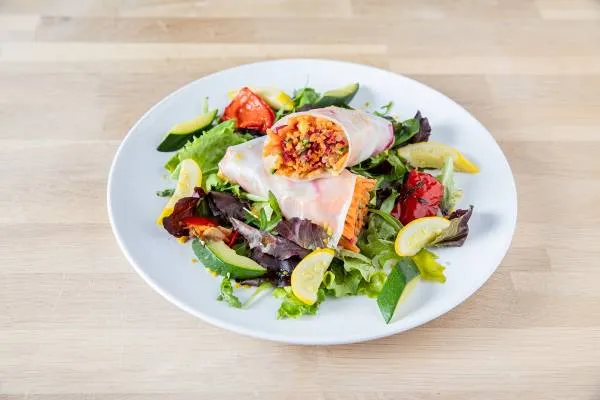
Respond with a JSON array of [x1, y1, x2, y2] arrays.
[[246, 248, 301, 287], [407, 110, 431, 144], [162, 188, 206, 237], [207, 192, 248, 222], [431, 206, 474, 247], [275, 217, 328, 250], [230, 218, 310, 260]]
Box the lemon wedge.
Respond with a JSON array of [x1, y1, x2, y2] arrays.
[[228, 87, 294, 111], [397, 141, 479, 173], [291, 248, 335, 305], [156, 158, 203, 225], [394, 217, 451, 256]]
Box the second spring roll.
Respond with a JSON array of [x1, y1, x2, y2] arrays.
[[219, 137, 376, 250], [263, 106, 394, 180]]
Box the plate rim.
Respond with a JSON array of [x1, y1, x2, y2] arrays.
[[107, 58, 518, 345]]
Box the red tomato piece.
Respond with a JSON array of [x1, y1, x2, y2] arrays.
[[222, 87, 275, 133], [392, 170, 444, 225]]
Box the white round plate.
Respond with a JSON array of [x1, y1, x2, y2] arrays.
[[108, 59, 517, 345]]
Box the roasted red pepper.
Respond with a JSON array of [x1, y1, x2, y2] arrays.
[[392, 170, 444, 225], [222, 87, 275, 133], [227, 230, 239, 247], [181, 216, 218, 228]]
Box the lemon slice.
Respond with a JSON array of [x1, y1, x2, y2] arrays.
[[228, 87, 294, 111], [397, 141, 479, 173], [291, 248, 335, 305], [156, 158, 203, 225], [394, 217, 451, 256]]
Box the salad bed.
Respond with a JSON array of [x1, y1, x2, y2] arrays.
[[155, 83, 477, 323]]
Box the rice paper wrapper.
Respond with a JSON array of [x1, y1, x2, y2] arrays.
[[263, 106, 394, 181], [219, 137, 356, 245]]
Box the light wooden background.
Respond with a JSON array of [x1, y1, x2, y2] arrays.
[[1, 0, 600, 399]]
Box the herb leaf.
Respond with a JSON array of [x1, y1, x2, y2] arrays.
[[156, 188, 175, 197]]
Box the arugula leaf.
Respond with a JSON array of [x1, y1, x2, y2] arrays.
[[437, 157, 463, 216], [380, 191, 399, 214], [411, 249, 446, 283], [293, 87, 320, 109], [156, 188, 175, 197], [217, 274, 242, 308], [244, 192, 282, 232], [367, 209, 402, 233], [165, 120, 248, 187], [350, 150, 406, 185], [268, 191, 283, 220], [374, 101, 394, 118], [393, 117, 421, 146], [273, 286, 324, 319]]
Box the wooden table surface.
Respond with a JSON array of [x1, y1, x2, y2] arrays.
[[2, 1, 600, 399]]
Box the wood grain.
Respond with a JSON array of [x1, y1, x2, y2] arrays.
[[1, 0, 600, 399]]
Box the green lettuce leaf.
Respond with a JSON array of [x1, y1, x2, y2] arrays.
[[357, 270, 387, 298], [164, 120, 249, 186], [293, 87, 320, 109], [204, 173, 241, 196], [217, 274, 242, 308], [323, 261, 363, 298], [273, 286, 324, 319], [411, 249, 446, 283], [337, 249, 377, 281], [437, 156, 463, 216]]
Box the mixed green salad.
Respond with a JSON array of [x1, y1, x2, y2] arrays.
[[156, 82, 477, 323]]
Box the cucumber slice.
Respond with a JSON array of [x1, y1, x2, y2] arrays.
[[192, 239, 267, 279], [314, 83, 359, 108], [157, 109, 217, 152], [377, 258, 421, 323]]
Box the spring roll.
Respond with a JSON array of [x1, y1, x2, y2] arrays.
[[219, 137, 376, 250], [263, 106, 394, 180]]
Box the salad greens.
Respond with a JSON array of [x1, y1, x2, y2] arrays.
[[155, 82, 476, 324], [273, 286, 325, 319], [437, 157, 463, 216], [165, 120, 249, 185], [217, 274, 242, 308]]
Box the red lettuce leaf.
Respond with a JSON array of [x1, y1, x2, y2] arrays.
[[207, 192, 248, 221], [245, 248, 301, 287], [230, 218, 310, 260], [275, 217, 328, 250], [407, 111, 431, 144], [431, 206, 474, 247], [162, 188, 206, 237]]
